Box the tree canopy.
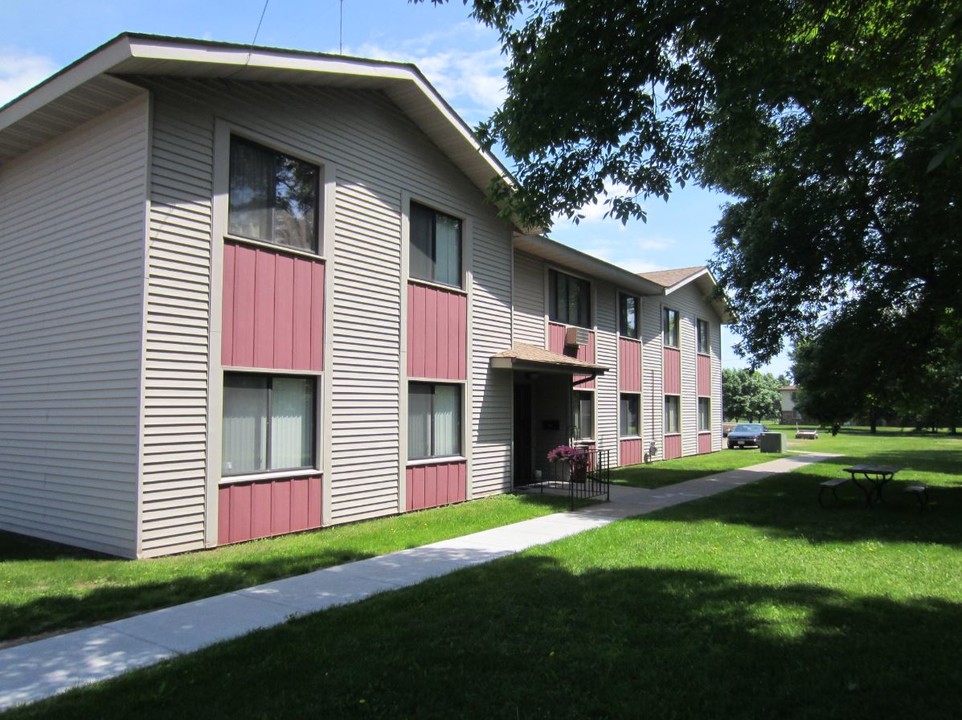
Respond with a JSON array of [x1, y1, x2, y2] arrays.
[[721, 368, 783, 422], [432, 0, 962, 371]]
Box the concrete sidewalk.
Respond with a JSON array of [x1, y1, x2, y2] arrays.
[[0, 453, 833, 711]]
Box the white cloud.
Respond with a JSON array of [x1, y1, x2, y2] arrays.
[[552, 182, 643, 225], [0, 50, 59, 106], [348, 22, 506, 124]]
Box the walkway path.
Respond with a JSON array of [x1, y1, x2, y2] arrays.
[[0, 453, 834, 711]]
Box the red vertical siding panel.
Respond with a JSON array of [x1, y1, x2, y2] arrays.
[[458, 294, 467, 380], [408, 285, 423, 377], [619, 338, 642, 392], [439, 293, 461, 380], [619, 438, 642, 466], [664, 434, 682, 460], [222, 244, 236, 366], [290, 477, 309, 531], [273, 254, 295, 370], [217, 486, 232, 546], [412, 466, 425, 511], [308, 475, 322, 528], [697, 354, 711, 397], [232, 246, 257, 367], [664, 347, 682, 395], [426, 464, 439, 508], [310, 263, 325, 371], [229, 483, 253, 544], [253, 251, 276, 368], [406, 461, 467, 510], [698, 433, 712, 454], [251, 481, 273, 539], [424, 287, 438, 378], [292, 261, 313, 370], [272, 480, 292, 536], [548, 322, 565, 354]]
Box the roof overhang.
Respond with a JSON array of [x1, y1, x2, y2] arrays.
[[639, 265, 732, 324], [513, 234, 665, 296], [0, 33, 516, 205], [490, 343, 608, 378]]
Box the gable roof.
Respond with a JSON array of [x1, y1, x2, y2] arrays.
[[0, 33, 516, 212], [639, 265, 731, 323]]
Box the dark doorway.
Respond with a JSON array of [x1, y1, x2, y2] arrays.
[[513, 382, 533, 484]]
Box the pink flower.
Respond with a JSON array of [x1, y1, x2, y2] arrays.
[[547, 445, 588, 468]]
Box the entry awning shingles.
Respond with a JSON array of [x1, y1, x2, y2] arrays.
[[490, 343, 609, 376]]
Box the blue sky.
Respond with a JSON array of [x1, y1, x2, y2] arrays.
[[0, 0, 792, 377]]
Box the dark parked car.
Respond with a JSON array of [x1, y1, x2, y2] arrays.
[[727, 423, 768, 449]]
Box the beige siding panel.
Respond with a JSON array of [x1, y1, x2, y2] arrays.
[[329, 176, 402, 524], [471, 219, 514, 497], [594, 281, 618, 458], [641, 298, 664, 456], [0, 96, 149, 557], [512, 251, 545, 345], [138, 78, 518, 537], [141, 91, 213, 555], [665, 283, 725, 457]]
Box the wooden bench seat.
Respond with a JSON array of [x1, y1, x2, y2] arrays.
[[818, 478, 849, 506], [904, 484, 930, 510]]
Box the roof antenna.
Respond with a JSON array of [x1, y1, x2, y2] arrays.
[[339, 0, 344, 54], [224, 0, 270, 81], [250, 0, 270, 49]]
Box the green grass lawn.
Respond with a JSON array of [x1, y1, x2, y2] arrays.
[[6, 429, 961, 719], [0, 494, 570, 645], [611, 447, 787, 488]]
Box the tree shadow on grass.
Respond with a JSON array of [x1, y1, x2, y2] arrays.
[[650, 448, 962, 547], [7, 554, 962, 720]]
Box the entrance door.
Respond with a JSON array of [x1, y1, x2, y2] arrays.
[[513, 382, 533, 485]]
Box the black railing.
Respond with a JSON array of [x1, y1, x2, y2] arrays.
[[528, 447, 611, 510]]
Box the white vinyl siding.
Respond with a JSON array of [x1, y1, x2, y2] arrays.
[[594, 281, 618, 457], [512, 251, 546, 345], [0, 95, 150, 557], [641, 297, 664, 454], [470, 220, 513, 497], [141, 90, 215, 556], [144, 79, 513, 532], [664, 283, 725, 457]]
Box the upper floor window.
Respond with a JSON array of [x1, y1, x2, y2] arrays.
[[663, 308, 680, 348], [410, 202, 462, 288], [228, 137, 320, 253], [549, 269, 591, 328], [619, 294, 640, 338], [697, 319, 711, 354]]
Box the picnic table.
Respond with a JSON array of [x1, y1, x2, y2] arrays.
[[843, 464, 900, 507]]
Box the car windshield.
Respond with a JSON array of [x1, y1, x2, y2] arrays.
[[733, 424, 764, 433]]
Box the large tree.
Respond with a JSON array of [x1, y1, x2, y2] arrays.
[[431, 0, 962, 369], [722, 368, 782, 422]]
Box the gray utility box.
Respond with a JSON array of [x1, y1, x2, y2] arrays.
[[759, 432, 787, 453]]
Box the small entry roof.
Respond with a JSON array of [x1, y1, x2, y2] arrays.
[[490, 343, 608, 377]]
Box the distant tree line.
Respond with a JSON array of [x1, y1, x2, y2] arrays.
[[721, 368, 784, 423]]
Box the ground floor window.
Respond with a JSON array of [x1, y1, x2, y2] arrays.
[[664, 395, 680, 434], [698, 397, 711, 432], [571, 390, 594, 440], [620, 394, 640, 437], [223, 373, 316, 475], [409, 383, 462, 459]]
